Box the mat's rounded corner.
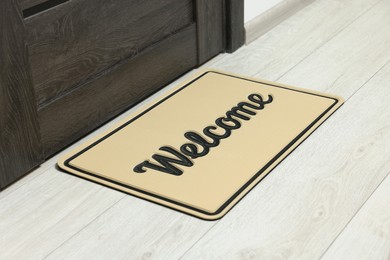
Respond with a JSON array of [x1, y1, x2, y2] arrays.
[[191, 209, 227, 221], [187, 201, 236, 221], [325, 94, 345, 111], [56, 159, 67, 172], [56, 154, 73, 173], [333, 95, 345, 105]]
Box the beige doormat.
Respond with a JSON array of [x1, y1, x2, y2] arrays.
[[58, 70, 344, 220]]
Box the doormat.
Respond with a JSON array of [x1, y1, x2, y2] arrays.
[[58, 70, 344, 220]]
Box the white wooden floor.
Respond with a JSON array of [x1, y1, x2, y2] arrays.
[[1, 0, 390, 259]]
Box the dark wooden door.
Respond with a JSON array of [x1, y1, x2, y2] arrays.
[[0, 0, 244, 189], [0, 0, 43, 189]]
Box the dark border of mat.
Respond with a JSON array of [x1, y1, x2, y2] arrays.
[[62, 71, 341, 218]]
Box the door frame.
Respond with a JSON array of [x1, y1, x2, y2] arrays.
[[195, 0, 245, 64]]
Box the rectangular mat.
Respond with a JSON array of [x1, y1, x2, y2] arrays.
[[58, 70, 344, 220]]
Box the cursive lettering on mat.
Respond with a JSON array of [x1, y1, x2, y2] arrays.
[[133, 93, 273, 176]]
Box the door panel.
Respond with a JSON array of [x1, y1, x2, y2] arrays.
[[39, 24, 198, 156], [24, 0, 193, 107]]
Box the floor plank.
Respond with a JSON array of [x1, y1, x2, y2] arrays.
[[0, 163, 50, 201], [182, 60, 390, 259], [210, 0, 381, 79], [0, 173, 124, 259], [322, 173, 390, 260], [45, 198, 214, 260], [277, 0, 390, 99]]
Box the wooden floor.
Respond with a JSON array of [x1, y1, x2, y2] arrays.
[[1, 0, 390, 259]]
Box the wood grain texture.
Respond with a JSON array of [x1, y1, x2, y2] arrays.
[[322, 172, 390, 260], [0, 166, 124, 259], [225, 0, 245, 52], [245, 0, 315, 44], [24, 0, 193, 106], [277, 0, 390, 99], [0, 0, 42, 189], [38, 24, 198, 157], [211, 0, 381, 78], [1, 0, 389, 258], [45, 196, 213, 260], [195, 0, 225, 64]]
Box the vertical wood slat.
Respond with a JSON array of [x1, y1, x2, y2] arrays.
[[195, 0, 245, 64], [0, 0, 42, 189], [225, 0, 245, 53], [195, 0, 225, 64]]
